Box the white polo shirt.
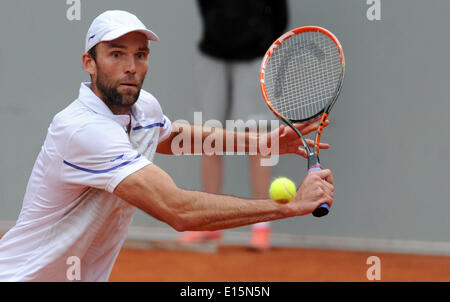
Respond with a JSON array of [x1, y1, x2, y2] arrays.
[[0, 82, 172, 281]]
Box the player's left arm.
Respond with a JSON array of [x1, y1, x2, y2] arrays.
[[156, 122, 258, 155], [156, 121, 330, 157]]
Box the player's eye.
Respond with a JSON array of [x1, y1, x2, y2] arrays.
[[136, 52, 147, 59], [111, 51, 122, 58]]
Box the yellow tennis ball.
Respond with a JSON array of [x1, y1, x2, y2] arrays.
[[269, 177, 296, 204]]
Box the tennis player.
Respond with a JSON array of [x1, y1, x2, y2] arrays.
[[0, 10, 334, 281]]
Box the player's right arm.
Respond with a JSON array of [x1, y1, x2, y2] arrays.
[[60, 118, 333, 232], [113, 164, 334, 232]]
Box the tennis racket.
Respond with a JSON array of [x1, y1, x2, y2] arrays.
[[260, 26, 345, 217]]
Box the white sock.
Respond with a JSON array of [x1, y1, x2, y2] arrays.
[[252, 222, 270, 229]]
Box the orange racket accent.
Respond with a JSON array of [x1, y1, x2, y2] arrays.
[[314, 113, 329, 156]]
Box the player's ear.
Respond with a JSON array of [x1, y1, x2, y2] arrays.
[[82, 52, 97, 79]]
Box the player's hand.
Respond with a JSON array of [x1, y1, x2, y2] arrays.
[[281, 118, 330, 157], [289, 169, 334, 216], [262, 118, 330, 158]]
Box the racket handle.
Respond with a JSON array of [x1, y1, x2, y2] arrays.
[[308, 159, 330, 217]]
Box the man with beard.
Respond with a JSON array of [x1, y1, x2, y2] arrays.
[[0, 10, 334, 281]]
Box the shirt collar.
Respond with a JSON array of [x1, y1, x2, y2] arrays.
[[77, 82, 131, 127]]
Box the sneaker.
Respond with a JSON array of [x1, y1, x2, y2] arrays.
[[249, 227, 271, 251], [177, 231, 223, 244]]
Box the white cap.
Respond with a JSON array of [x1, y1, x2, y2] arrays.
[[85, 10, 159, 52]]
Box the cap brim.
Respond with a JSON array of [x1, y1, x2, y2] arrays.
[[101, 27, 159, 43]]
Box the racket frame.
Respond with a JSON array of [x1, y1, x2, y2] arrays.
[[260, 26, 345, 216]]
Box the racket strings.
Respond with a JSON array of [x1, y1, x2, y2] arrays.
[[277, 33, 339, 114], [281, 35, 338, 115], [265, 31, 342, 121]]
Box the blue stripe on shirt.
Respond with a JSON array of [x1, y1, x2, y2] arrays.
[[63, 154, 142, 174], [132, 119, 165, 131]]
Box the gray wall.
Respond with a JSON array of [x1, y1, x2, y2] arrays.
[[1, 0, 450, 243]]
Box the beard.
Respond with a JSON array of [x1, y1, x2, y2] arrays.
[[95, 69, 144, 107]]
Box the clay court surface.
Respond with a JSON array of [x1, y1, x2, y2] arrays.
[[109, 244, 450, 282]]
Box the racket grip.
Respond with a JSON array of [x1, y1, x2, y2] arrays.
[[308, 163, 330, 218]]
